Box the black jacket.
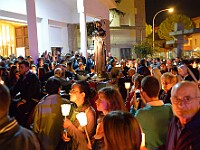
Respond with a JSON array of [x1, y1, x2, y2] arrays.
[[166, 111, 200, 150], [13, 71, 41, 101]]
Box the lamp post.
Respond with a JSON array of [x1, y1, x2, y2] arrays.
[[152, 8, 174, 51]]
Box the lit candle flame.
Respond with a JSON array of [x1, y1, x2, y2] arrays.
[[141, 133, 145, 147], [125, 82, 131, 90], [76, 112, 87, 126], [0, 80, 4, 85]]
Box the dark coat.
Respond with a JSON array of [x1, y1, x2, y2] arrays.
[[159, 88, 172, 104], [166, 111, 200, 150], [13, 71, 41, 101], [136, 65, 151, 76], [0, 118, 40, 150], [12, 71, 41, 127]]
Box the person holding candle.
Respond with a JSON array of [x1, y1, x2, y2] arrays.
[[129, 75, 145, 115], [92, 86, 127, 149], [62, 80, 96, 150], [33, 78, 70, 150], [103, 111, 142, 150]]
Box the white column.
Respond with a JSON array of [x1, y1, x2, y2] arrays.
[[41, 18, 50, 53], [77, 0, 88, 58], [26, 0, 38, 63]]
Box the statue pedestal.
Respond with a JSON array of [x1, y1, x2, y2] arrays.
[[91, 71, 108, 82]]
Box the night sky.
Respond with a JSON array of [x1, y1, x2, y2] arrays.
[[145, 0, 200, 26]]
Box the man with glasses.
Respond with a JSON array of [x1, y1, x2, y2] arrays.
[[166, 81, 200, 150]]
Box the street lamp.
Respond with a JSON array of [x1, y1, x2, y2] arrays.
[[152, 8, 174, 51]]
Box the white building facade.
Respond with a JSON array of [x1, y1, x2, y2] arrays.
[[0, 0, 115, 61]]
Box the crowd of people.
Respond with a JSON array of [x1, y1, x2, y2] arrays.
[[0, 51, 200, 150]]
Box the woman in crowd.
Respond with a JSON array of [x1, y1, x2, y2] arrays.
[[125, 73, 139, 111], [7, 65, 19, 89], [7, 65, 20, 117], [92, 86, 127, 149], [62, 80, 96, 150], [151, 67, 162, 87], [129, 75, 145, 115], [170, 65, 182, 82], [159, 72, 177, 104], [103, 111, 142, 150]]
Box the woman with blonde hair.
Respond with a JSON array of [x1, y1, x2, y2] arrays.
[[159, 72, 177, 104], [103, 111, 142, 150], [151, 67, 162, 87]]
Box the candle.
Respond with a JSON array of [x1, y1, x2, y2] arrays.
[[61, 104, 71, 117], [125, 82, 131, 90], [0, 78, 4, 85], [141, 133, 145, 147], [76, 112, 87, 126], [76, 112, 91, 146]]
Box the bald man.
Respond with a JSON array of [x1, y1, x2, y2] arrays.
[[166, 81, 200, 150]]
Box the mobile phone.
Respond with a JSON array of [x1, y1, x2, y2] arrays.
[[135, 91, 141, 99]]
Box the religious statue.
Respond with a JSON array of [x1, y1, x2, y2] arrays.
[[92, 21, 106, 77]]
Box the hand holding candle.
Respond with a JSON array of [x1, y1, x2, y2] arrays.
[[125, 82, 131, 99], [61, 104, 71, 141], [76, 112, 91, 146]]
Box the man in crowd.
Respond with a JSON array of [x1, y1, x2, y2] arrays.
[[50, 68, 71, 88], [33, 78, 69, 150], [166, 81, 200, 149], [0, 83, 40, 149], [12, 60, 41, 127], [135, 76, 173, 150], [136, 59, 151, 77]]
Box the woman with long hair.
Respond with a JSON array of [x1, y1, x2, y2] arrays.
[[8, 65, 19, 89], [103, 111, 142, 150], [62, 80, 96, 150], [92, 86, 127, 149]]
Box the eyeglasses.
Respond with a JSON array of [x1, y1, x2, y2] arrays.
[[69, 89, 82, 93], [171, 96, 200, 105]]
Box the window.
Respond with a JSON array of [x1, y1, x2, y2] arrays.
[[120, 48, 131, 59]]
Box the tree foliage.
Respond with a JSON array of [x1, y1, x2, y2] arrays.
[[133, 43, 153, 58], [158, 14, 194, 41], [146, 24, 152, 37]]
